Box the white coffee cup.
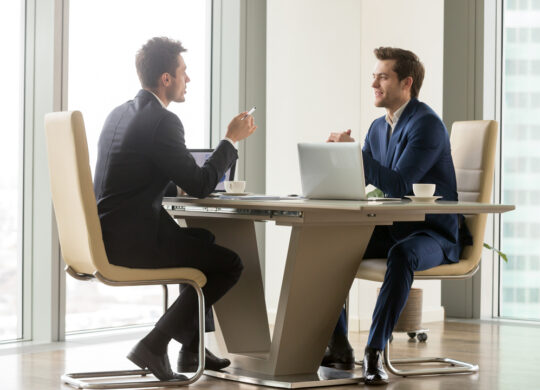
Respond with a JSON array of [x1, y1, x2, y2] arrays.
[[224, 180, 246, 193], [413, 183, 436, 197]]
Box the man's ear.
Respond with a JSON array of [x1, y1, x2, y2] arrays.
[[160, 73, 171, 87], [402, 76, 413, 92]]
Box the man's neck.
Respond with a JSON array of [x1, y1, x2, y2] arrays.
[[146, 88, 169, 107], [386, 97, 410, 117]]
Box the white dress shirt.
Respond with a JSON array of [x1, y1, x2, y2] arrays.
[[385, 100, 410, 135]]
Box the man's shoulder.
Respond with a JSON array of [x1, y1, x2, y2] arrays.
[[369, 115, 387, 130], [129, 90, 181, 126], [103, 91, 182, 138], [409, 99, 441, 121]]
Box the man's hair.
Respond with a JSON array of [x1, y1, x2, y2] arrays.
[[135, 37, 186, 88], [374, 47, 425, 99]]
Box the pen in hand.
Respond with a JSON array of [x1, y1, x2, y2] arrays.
[[241, 106, 256, 120]]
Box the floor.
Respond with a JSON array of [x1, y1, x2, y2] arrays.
[[1, 319, 539, 390]]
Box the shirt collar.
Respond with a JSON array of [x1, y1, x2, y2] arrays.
[[147, 90, 167, 109], [385, 100, 410, 130]]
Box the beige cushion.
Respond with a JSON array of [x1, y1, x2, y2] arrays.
[[357, 120, 498, 281], [44, 111, 206, 287]]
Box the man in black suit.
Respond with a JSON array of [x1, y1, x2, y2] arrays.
[[94, 37, 257, 380]]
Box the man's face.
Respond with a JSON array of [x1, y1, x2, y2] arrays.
[[371, 59, 410, 112], [166, 54, 190, 103]]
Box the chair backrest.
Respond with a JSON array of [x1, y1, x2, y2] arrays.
[[44, 111, 110, 276], [449, 120, 497, 266], [451, 120, 498, 204]]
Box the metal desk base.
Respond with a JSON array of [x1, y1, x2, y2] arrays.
[[204, 366, 364, 388]]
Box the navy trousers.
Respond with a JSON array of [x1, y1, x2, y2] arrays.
[[333, 226, 448, 350]]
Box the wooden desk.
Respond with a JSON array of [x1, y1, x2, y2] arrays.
[[163, 197, 513, 388]]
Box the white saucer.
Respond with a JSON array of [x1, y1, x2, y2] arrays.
[[405, 195, 442, 203], [220, 192, 251, 196]]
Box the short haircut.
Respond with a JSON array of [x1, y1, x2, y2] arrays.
[[135, 37, 186, 88], [374, 47, 425, 99]]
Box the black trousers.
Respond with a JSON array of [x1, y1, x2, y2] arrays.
[[152, 215, 243, 345]]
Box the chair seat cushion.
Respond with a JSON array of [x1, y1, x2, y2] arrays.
[[357, 257, 478, 282], [100, 264, 207, 287]]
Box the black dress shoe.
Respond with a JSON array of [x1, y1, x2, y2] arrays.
[[178, 348, 231, 372], [362, 347, 388, 385], [321, 346, 355, 370], [127, 341, 186, 381]]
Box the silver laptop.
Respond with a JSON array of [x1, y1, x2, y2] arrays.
[[298, 142, 368, 200]]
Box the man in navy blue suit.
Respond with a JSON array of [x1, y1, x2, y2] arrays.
[[323, 47, 466, 385]]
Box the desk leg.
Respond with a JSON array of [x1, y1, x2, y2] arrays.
[[267, 224, 374, 375], [183, 218, 373, 387]]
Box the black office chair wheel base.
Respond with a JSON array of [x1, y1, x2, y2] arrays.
[[407, 332, 416, 339], [417, 333, 428, 342]]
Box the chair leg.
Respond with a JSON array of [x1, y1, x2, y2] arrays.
[[383, 342, 479, 377], [62, 280, 206, 389], [162, 284, 168, 313]]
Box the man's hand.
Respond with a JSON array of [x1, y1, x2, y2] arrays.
[[225, 112, 257, 143], [326, 129, 355, 142]]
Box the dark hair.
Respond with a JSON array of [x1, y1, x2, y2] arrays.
[[374, 47, 425, 99], [135, 37, 186, 88]]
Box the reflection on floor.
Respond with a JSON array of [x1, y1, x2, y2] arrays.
[[1, 320, 539, 390]]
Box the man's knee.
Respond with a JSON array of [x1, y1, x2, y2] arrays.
[[230, 253, 244, 281], [200, 229, 215, 244], [387, 244, 417, 274]]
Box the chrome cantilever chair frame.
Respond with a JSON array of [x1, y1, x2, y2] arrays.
[[45, 110, 207, 389], [355, 120, 498, 377], [61, 266, 206, 389]]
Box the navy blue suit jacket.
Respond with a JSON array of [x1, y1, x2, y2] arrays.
[[94, 89, 238, 267], [362, 98, 461, 262]]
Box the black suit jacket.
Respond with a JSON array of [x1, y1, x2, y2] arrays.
[[94, 89, 237, 267]]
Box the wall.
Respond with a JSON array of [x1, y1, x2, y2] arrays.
[[266, 0, 445, 331], [266, 0, 363, 324]]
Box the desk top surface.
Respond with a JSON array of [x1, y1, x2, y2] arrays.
[[163, 196, 514, 215]]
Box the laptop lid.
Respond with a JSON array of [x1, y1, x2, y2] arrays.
[[297, 142, 367, 200], [189, 149, 236, 192]]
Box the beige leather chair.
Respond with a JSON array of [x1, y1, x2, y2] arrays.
[[356, 120, 498, 377], [45, 111, 207, 388]]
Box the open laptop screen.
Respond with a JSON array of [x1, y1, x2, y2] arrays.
[[297, 142, 367, 200], [189, 149, 236, 192]]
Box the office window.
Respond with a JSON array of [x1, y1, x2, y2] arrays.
[[518, 59, 529, 75], [506, 27, 517, 43], [532, 60, 540, 75], [505, 59, 517, 75], [500, 0, 540, 321], [531, 288, 540, 302], [532, 93, 540, 108], [66, 0, 211, 332], [515, 124, 528, 139], [518, 28, 529, 42], [0, 1, 24, 342], [533, 28, 540, 42], [531, 125, 540, 139]]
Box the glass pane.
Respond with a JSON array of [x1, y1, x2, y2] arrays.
[[500, 0, 540, 320], [66, 0, 210, 332], [0, 1, 24, 342]]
